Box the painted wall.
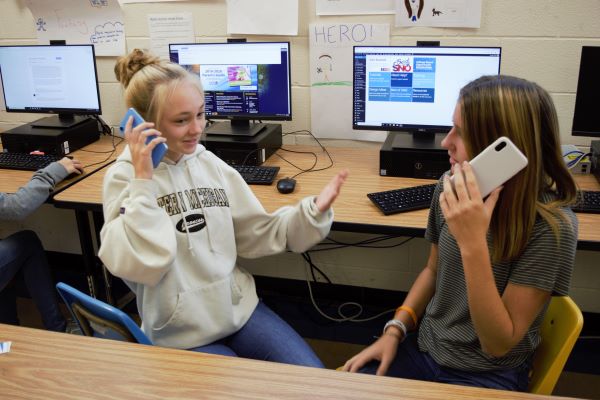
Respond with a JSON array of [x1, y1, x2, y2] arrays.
[[1, 0, 599, 311]]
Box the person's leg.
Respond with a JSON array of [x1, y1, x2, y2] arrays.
[[0, 233, 32, 326], [189, 340, 239, 357], [437, 361, 531, 392], [226, 301, 324, 367], [359, 334, 439, 381], [12, 231, 66, 332]]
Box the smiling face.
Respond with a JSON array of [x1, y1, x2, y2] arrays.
[[441, 103, 469, 166], [159, 80, 206, 162]]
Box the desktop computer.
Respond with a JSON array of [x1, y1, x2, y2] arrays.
[[0, 117, 100, 156], [201, 123, 282, 166], [379, 132, 450, 179]]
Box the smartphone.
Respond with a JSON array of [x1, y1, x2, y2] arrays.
[[454, 136, 528, 198], [119, 108, 168, 168]]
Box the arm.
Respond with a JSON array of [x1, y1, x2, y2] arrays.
[[229, 167, 347, 258], [98, 159, 177, 286], [0, 158, 79, 220], [342, 244, 438, 375], [440, 162, 551, 357]]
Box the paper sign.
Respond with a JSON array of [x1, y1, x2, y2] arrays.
[[395, 0, 482, 28], [25, 0, 125, 56], [148, 13, 194, 60], [227, 0, 298, 36], [316, 0, 395, 15]]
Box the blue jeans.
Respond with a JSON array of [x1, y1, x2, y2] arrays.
[[360, 334, 530, 391], [189, 301, 324, 368], [0, 230, 66, 332]]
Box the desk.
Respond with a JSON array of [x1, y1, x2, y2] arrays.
[[53, 145, 600, 289], [0, 324, 571, 400], [0, 135, 126, 299]]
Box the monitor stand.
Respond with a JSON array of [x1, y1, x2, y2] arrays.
[[390, 131, 447, 151], [31, 114, 91, 129], [205, 120, 266, 137]]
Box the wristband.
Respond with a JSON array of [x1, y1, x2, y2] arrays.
[[383, 319, 407, 342], [397, 305, 418, 328]]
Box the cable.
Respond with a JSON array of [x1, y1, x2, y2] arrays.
[[78, 134, 124, 169], [298, 234, 414, 323], [276, 129, 334, 180]]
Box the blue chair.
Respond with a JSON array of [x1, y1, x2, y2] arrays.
[[56, 282, 152, 345]]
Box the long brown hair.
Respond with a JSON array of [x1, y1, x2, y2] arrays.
[[458, 75, 577, 262]]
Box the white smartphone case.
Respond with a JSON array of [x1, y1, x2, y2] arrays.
[[466, 136, 528, 198]]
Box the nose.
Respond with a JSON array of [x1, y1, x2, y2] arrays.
[[190, 117, 205, 135], [441, 127, 456, 150]]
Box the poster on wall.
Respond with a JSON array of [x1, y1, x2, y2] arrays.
[[395, 0, 482, 28], [227, 0, 298, 36], [148, 13, 194, 60], [24, 0, 125, 57], [309, 23, 389, 141], [316, 0, 395, 15]]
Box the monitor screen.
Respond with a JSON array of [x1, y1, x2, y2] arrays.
[[169, 42, 291, 136], [353, 46, 501, 135], [572, 46, 600, 138], [0, 44, 101, 128]]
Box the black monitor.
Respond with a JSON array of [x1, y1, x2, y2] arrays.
[[0, 44, 101, 128], [352, 46, 501, 148], [169, 42, 292, 136], [572, 46, 600, 138]]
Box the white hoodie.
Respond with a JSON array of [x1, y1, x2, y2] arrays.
[[98, 144, 333, 349]]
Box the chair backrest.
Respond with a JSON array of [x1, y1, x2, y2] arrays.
[[529, 295, 583, 395], [56, 282, 152, 345]]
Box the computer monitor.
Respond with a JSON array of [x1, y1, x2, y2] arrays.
[[169, 42, 292, 136], [572, 46, 600, 138], [0, 44, 101, 129], [353, 46, 501, 148]]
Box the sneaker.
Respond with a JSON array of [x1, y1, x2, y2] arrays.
[[65, 319, 82, 335]]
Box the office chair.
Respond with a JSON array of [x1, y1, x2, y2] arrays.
[[56, 282, 152, 345], [529, 295, 583, 395]]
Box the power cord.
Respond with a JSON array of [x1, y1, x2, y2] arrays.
[[277, 129, 334, 180], [300, 235, 414, 323]]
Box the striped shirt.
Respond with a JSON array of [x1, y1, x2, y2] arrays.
[[418, 179, 578, 372]]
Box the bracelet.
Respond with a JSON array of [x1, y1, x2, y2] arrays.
[[397, 305, 418, 328], [383, 319, 407, 342]]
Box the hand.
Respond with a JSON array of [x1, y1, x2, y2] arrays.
[[123, 116, 167, 179], [342, 331, 401, 376], [439, 161, 501, 247], [314, 169, 349, 213], [58, 157, 83, 176]]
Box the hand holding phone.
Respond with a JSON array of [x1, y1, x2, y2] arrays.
[[455, 136, 528, 198], [119, 108, 168, 168]]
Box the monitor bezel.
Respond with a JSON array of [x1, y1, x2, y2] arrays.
[[571, 46, 600, 138], [0, 44, 102, 116], [168, 41, 292, 122], [352, 45, 502, 134]]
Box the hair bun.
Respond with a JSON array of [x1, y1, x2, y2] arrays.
[[114, 48, 161, 87]]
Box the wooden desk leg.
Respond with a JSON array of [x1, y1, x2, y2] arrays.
[[75, 210, 98, 299]]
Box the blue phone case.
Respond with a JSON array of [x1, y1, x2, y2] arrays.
[[119, 108, 168, 168]]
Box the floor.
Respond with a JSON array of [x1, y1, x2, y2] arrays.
[[14, 297, 600, 399]]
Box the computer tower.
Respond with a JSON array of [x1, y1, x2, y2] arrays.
[[0, 117, 100, 156], [379, 132, 450, 179], [201, 123, 283, 165]]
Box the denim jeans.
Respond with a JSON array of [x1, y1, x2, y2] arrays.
[[359, 334, 530, 392], [189, 301, 324, 368], [0, 230, 66, 332]]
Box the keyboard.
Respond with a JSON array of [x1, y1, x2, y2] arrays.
[[0, 152, 62, 171], [231, 165, 280, 185], [368, 183, 437, 215], [572, 190, 600, 213]]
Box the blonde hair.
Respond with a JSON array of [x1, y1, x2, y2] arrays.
[[114, 48, 203, 128], [458, 75, 577, 262]]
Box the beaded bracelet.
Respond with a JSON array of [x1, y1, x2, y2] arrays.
[[383, 319, 407, 342]]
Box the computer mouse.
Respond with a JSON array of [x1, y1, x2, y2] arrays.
[[276, 177, 296, 194]]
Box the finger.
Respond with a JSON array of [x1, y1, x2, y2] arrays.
[[462, 161, 481, 201], [484, 186, 503, 213], [375, 355, 392, 376], [442, 175, 457, 208], [452, 162, 470, 202]]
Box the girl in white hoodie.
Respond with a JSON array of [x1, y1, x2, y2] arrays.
[[99, 49, 348, 367]]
